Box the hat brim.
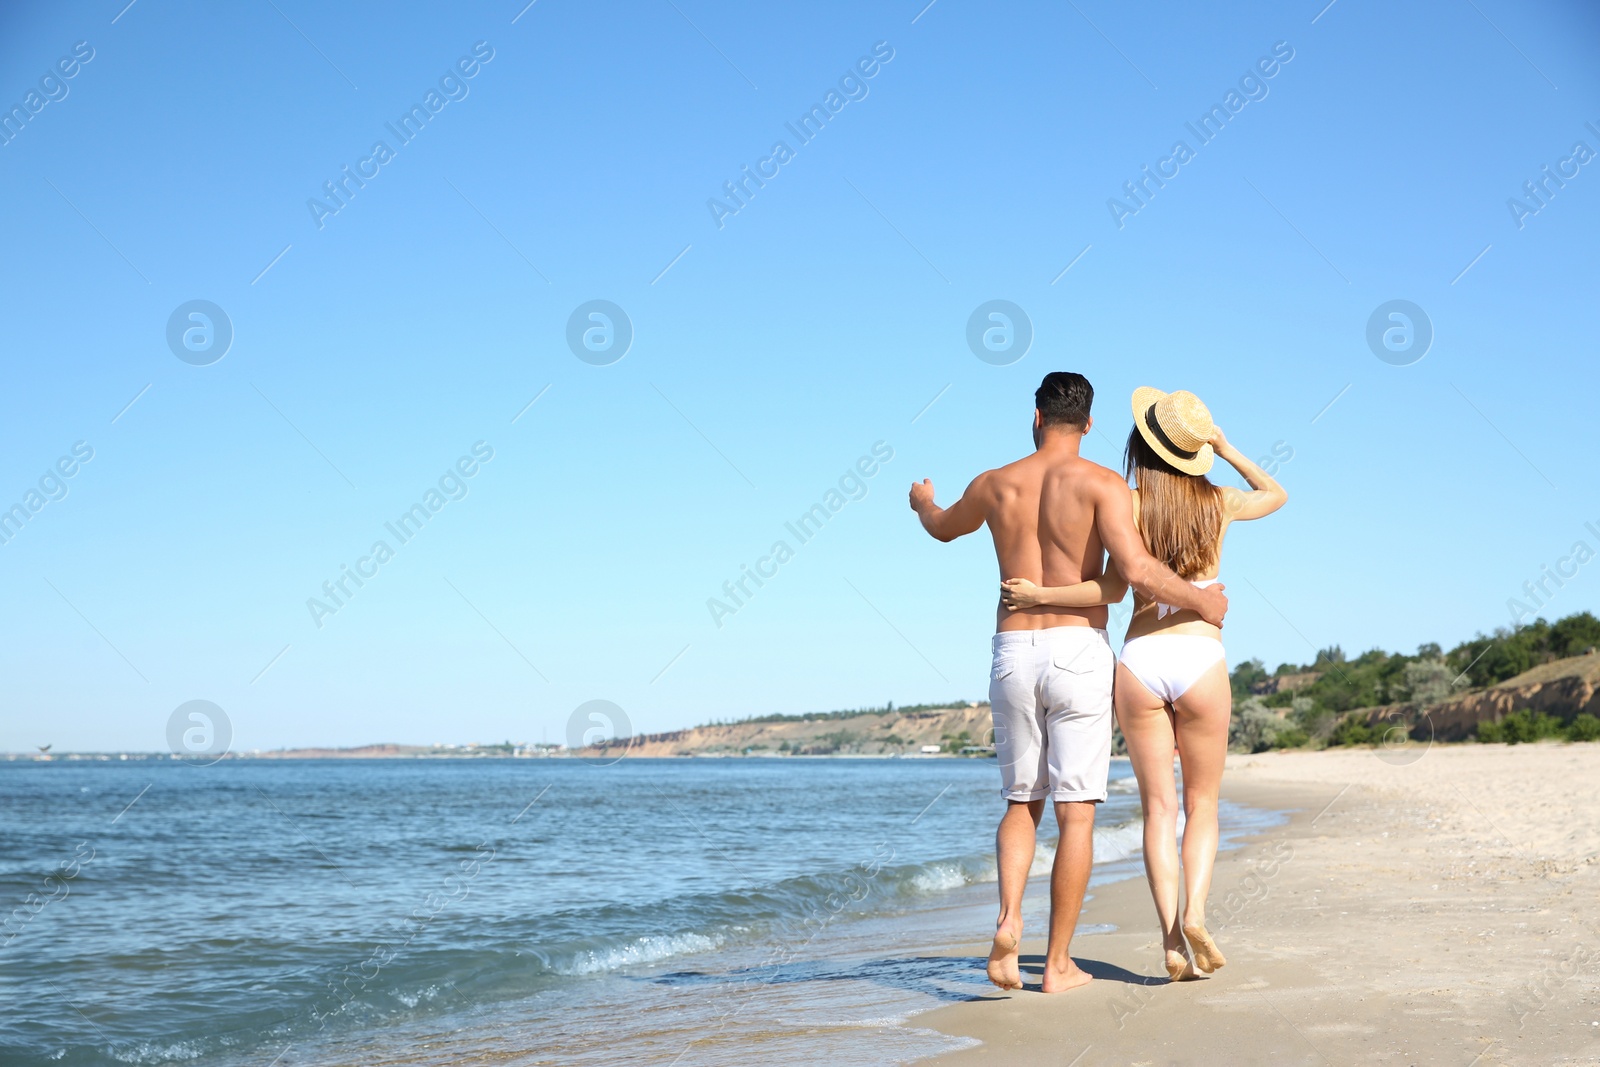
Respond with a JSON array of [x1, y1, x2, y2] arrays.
[[1131, 386, 1214, 476]]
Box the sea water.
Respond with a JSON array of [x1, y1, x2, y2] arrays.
[[0, 757, 1281, 1066]]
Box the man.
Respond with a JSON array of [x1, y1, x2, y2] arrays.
[[909, 371, 1227, 994]]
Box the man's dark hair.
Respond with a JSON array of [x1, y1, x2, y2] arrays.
[[1035, 372, 1094, 429]]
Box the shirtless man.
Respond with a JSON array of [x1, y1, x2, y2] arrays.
[[909, 371, 1228, 994]]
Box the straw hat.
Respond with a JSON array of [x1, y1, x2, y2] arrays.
[[1131, 386, 1215, 475]]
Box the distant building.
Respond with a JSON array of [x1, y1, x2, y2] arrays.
[[919, 744, 942, 754]]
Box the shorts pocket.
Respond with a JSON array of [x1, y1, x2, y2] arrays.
[[990, 656, 1015, 682], [1052, 645, 1106, 674]]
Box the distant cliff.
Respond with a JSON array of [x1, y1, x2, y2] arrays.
[[1349, 651, 1600, 742], [584, 703, 996, 758]]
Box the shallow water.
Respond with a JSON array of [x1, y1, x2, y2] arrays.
[[0, 757, 1280, 1066]]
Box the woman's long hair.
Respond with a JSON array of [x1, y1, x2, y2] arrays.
[[1124, 427, 1223, 580]]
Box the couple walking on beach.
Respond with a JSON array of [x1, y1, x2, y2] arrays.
[[909, 372, 1287, 991]]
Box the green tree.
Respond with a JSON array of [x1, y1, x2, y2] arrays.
[[1398, 658, 1460, 705], [1230, 658, 1268, 702], [1551, 612, 1600, 657]]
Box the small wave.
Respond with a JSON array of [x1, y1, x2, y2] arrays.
[[1021, 815, 1147, 875], [393, 984, 446, 1008], [825, 1014, 916, 1028], [107, 1040, 207, 1064], [907, 866, 968, 893], [1092, 819, 1146, 865], [557, 931, 725, 976], [882, 852, 994, 894], [533, 849, 998, 975]]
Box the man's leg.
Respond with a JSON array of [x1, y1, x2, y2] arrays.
[[990, 798, 1044, 989], [987, 635, 1047, 991], [1036, 629, 1116, 993], [1042, 799, 1095, 992]]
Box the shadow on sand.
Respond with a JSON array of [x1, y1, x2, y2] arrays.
[[1016, 954, 1173, 989], [649, 952, 1178, 1003]]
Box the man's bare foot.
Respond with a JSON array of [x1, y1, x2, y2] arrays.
[[986, 926, 1023, 990], [1182, 922, 1226, 973], [1164, 947, 1197, 981], [1041, 958, 1093, 993]]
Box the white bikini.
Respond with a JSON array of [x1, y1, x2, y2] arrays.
[[1119, 578, 1227, 703]]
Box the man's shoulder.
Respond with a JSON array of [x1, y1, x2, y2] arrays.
[[1077, 457, 1123, 490], [984, 452, 1121, 493], [977, 453, 1037, 484], [1045, 454, 1122, 492]]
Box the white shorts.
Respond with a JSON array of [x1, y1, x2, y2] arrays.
[[988, 627, 1116, 803]]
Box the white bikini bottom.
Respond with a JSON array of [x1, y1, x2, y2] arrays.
[[1120, 634, 1227, 704]]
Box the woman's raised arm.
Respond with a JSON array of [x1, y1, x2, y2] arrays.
[[1213, 427, 1288, 522]]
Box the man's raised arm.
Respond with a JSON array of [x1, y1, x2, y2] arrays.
[[909, 475, 987, 542], [1091, 472, 1229, 627]]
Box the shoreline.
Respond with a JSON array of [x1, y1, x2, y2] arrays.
[[909, 744, 1600, 1066]]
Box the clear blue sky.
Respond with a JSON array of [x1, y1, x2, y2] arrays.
[[2, 0, 1597, 752]]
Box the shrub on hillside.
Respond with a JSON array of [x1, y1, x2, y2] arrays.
[[1474, 710, 1564, 744], [1563, 713, 1600, 742], [1228, 611, 1600, 731], [1327, 715, 1377, 747], [1229, 697, 1306, 752]]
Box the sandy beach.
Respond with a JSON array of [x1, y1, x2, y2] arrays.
[[915, 743, 1600, 1066]]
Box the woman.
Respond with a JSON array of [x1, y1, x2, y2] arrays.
[[999, 387, 1286, 981]]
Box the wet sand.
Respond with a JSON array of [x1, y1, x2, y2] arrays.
[[913, 744, 1600, 1066]]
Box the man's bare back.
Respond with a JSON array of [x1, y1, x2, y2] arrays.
[[958, 449, 1115, 633]]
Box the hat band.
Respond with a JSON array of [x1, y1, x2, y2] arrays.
[[1144, 404, 1199, 460]]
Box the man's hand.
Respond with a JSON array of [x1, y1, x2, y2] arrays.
[[911, 475, 986, 542], [1196, 583, 1229, 627]]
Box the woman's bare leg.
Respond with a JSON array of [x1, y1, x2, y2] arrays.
[[1172, 658, 1232, 971], [989, 798, 1044, 989], [1114, 663, 1192, 980]]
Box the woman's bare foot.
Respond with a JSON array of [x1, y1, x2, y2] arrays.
[[1182, 922, 1226, 973], [1041, 958, 1094, 993], [986, 925, 1023, 990], [1164, 946, 1197, 981]]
